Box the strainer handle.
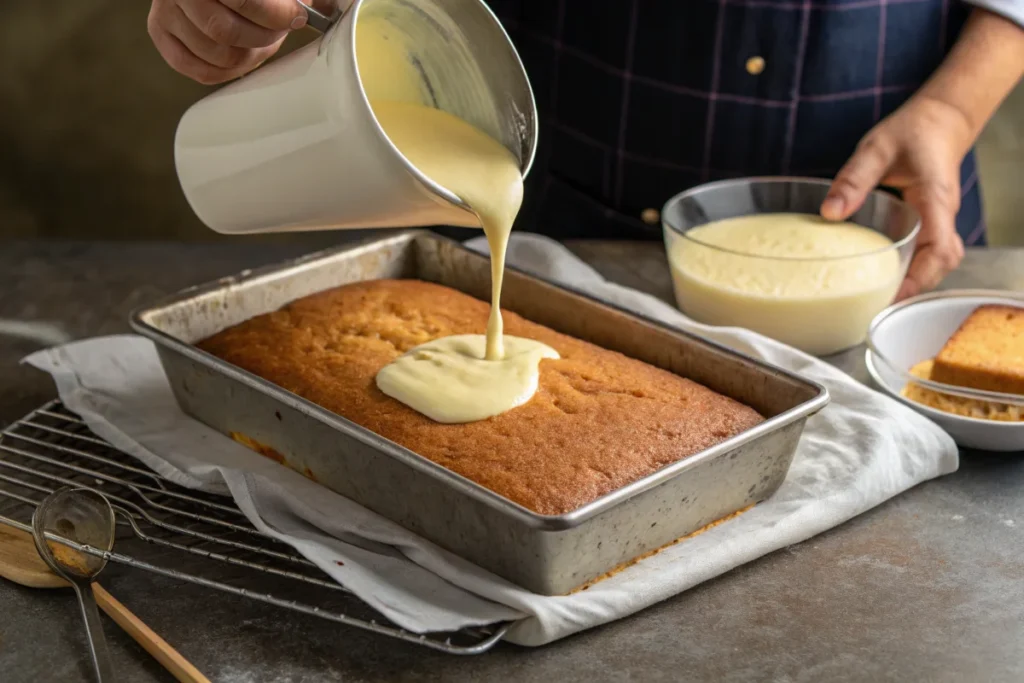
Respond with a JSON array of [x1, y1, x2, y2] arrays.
[[73, 580, 114, 682]]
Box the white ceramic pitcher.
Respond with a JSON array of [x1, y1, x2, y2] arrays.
[[174, 0, 537, 235]]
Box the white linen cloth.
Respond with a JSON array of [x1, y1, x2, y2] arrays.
[[23, 233, 958, 646]]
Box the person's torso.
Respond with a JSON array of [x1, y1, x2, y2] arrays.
[[484, 0, 984, 244]]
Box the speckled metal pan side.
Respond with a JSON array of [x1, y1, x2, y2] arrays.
[[130, 231, 829, 595]]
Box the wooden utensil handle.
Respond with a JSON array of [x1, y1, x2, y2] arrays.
[[92, 584, 211, 683]]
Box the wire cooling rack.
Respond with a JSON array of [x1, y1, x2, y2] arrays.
[[0, 399, 508, 654]]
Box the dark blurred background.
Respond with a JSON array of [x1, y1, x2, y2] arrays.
[[0, 1, 320, 243], [1, 1, 1022, 244]]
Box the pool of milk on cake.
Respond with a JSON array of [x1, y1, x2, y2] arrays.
[[668, 213, 902, 355]]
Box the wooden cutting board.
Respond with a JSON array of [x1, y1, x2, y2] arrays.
[[0, 522, 68, 588]]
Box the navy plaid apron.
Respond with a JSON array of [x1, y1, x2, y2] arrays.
[[486, 0, 986, 246]]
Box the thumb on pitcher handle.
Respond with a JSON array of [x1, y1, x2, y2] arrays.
[[295, 0, 348, 33]]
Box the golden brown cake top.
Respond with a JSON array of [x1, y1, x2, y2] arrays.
[[198, 279, 765, 516], [932, 304, 1024, 396]]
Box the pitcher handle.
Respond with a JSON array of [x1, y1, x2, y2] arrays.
[[296, 1, 346, 33]]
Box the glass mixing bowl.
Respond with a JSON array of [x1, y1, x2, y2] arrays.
[[662, 177, 920, 356]]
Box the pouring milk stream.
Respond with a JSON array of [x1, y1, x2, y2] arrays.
[[174, 0, 553, 423], [357, 13, 558, 423]]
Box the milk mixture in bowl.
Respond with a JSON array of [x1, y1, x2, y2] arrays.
[[667, 212, 908, 355]]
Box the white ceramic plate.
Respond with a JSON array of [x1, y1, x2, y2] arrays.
[[865, 290, 1024, 452]]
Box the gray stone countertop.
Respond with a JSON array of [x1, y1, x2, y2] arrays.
[[0, 236, 1022, 683]]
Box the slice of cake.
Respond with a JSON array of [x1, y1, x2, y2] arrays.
[[902, 360, 1022, 422], [930, 304, 1024, 395]]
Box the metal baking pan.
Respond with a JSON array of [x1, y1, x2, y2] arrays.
[[131, 231, 829, 595]]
